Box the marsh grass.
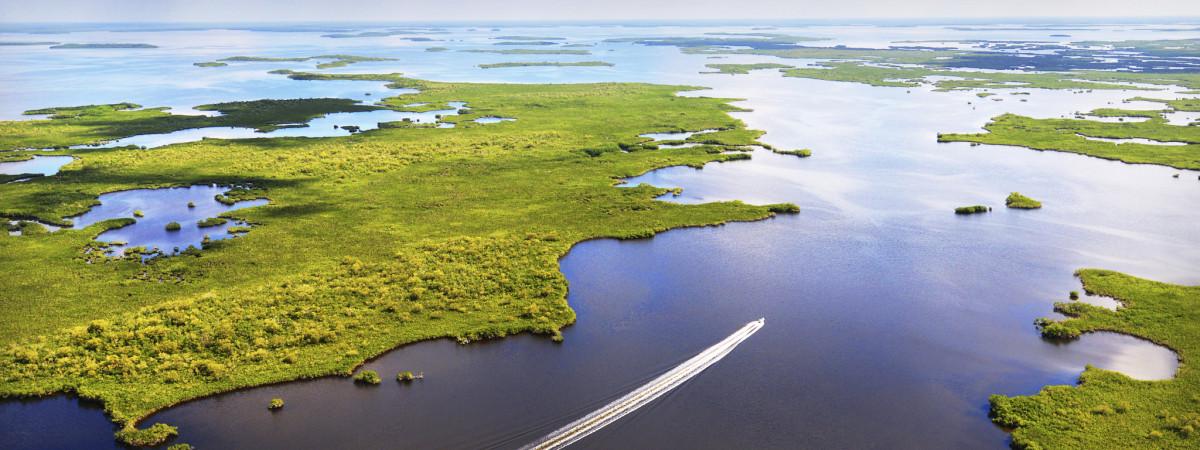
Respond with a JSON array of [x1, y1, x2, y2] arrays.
[[0, 75, 796, 443], [991, 270, 1200, 448]]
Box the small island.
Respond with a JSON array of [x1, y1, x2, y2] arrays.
[[50, 43, 158, 49], [1005, 192, 1042, 209], [955, 205, 991, 215], [479, 61, 613, 69]]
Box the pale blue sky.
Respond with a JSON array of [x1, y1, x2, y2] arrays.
[[2, 0, 1197, 22]]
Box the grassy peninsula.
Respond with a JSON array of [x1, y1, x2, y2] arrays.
[[215, 55, 397, 69], [50, 43, 157, 49], [991, 270, 1199, 449], [938, 111, 1200, 169], [461, 49, 591, 55], [479, 61, 614, 69], [0, 98, 381, 151], [0, 76, 797, 444]]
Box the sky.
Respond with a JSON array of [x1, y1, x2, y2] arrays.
[[2, 0, 1198, 23]]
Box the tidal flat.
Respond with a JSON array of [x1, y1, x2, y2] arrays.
[[0, 22, 1198, 449]]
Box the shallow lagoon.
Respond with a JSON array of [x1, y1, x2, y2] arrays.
[[68, 185, 268, 257], [0, 155, 74, 178], [1, 22, 1199, 449]]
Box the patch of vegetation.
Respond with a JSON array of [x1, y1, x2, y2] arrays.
[[938, 112, 1200, 169], [955, 205, 990, 214], [0, 75, 795, 442], [397, 371, 414, 381], [606, 34, 827, 50], [218, 56, 311, 62], [991, 270, 1198, 449], [1005, 192, 1042, 209], [269, 398, 284, 410], [353, 370, 381, 385], [461, 49, 591, 55], [425, 47, 449, 52], [773, 149, 812, 157], [479, 61, 614, 69], [311, 55, 397, 69], [494, 36, 566, 41], [702, 63, 793, 74], [0, 98, 381, 151], [196, 217, 228, 228], [50, 43, 157, 49], [193, 62, 228, 67], [216, 55, 397, 69], [165, 222, 181, 231], [493, 41, 559, 46], [114, 422, 176, 446]]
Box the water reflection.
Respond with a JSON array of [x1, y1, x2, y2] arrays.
[[0, 155, 74, 178], [68, 185, 268, 258]]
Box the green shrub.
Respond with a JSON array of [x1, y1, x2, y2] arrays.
[[397, 371, 414, 382], [955, 205, 990, 214], [197, 217, 227, 228], [133, 210, 144, 217], [353, 370, 380, 384], [114, 423, 177, 446], [165, 222, 181, 231], [1069, 290, 1080, 300], [767, 203, 800, 213], [1006, 192, 1042, 209], [269, 398, 284, 410], [187, 202, 195, 208], [167, 444, 192, 450]]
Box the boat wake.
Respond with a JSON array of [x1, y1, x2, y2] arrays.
[[520, 318, 765, 450]]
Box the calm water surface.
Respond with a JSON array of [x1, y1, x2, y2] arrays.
[[66, 185, 269, 257], [1, 23, 1198, 449]]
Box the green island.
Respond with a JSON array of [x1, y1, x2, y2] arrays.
[[0, 99, 381, 152], [493, 36, 566, 41], [493, 41, 559, 46], [0, 75, 798, 444], [955, 205, 990, 214], [49, 43, 158, 49], [425, 47, 449, 52], [702, 63, 794, 74], [215, 55, 397, 69], [991, 270, 1199, 449], [617, 36, 1200, 91], [461, 49, 591, 55], [479, 61, 614, 69], [1005, 192, 1042, 209], [937, 110, 1200, 170], [193, 62, 228, 67]]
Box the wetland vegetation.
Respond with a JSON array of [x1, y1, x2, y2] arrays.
[[214, 55, 398, 69], [0, 75, 796, 444], [992, 270, 1199, 449], [478, 61, 614, 69], [938, 111, 1200, 169], [1005, 192, 1042, 209], [0, 98, 382, 151], [461, 49, 591, 55], [50, 43, 157, 49]]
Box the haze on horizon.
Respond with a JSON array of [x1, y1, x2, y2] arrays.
[[2, 0, 1198, 23]]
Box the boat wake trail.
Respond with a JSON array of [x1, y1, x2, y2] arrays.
[[520, 318, 765, 450]]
